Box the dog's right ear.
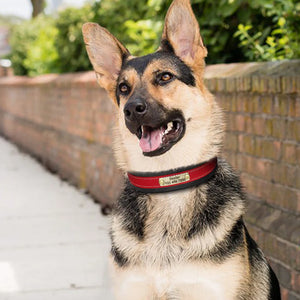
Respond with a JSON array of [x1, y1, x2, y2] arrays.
[[82, 23, 129, 102]]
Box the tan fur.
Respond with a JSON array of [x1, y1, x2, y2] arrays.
[[114, 65, 224, 173], [83, 0, 278, 299], [111, 186, 245, 264], [110, 186, 247, 299], [110, 255, 246, 300]]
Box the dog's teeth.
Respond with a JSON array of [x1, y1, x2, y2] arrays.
[[163, 122, 174, 136]]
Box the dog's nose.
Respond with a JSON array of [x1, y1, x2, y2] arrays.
[[123, 98, 147, 121]]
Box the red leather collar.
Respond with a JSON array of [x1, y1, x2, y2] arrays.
[[127, 157, 218, 193]]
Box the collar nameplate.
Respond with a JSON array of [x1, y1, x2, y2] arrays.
[[127, 157, 218, 193], [159, 172, 190, 186]]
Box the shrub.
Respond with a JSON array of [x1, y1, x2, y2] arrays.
[[154, 0, 300, 64], [9, 16, 59, 76], [54, 4, 94, 73], [24, 19, 59, 76], [8, 0, 300, 76], [234, 0, 300, 61]]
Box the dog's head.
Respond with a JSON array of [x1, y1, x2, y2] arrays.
[[82, 0, 224, 172]]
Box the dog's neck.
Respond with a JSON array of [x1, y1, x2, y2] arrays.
[[127, 157, 218, 193]]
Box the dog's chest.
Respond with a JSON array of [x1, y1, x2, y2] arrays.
[[113, 257, 244, 299], [141, 193, 192, 264], [112, 190, 245, 298]]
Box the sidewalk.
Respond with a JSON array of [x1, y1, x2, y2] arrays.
[[0, 137, 114, 299]]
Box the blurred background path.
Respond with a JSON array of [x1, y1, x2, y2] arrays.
[[0, 137, 113, 300]]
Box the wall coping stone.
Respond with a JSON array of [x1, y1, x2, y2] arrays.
[[205, 60, 300, 78], [0, 61, 299, 93]]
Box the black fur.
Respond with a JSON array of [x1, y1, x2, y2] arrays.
[[268, 265, 281, 300], [116, 93, 121, 106], [115, 182, 148, 240], [111, 244, 128, 267], [115, 48, 195, 106], [122, 51, 195, 87], [244, 226, 281, 300], [244, 226, 261, 265], [186, 159, 246, 239], [160, 39, 175, 53], [206, 218, 245, 261]]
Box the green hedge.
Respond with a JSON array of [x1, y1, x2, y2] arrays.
[[9, 0, 300, 76]]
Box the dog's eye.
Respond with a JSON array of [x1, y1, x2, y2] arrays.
[[158, 72, 173, 85], [119, 83, 130, 95], [161, 73, 172, 81]]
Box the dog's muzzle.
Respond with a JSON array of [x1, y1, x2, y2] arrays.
[[123, 98, 186, 157]]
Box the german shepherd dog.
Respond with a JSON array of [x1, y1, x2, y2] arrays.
[[82, 0, 281, 299]]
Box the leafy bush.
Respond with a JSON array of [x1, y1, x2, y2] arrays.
[[234, 0, 300, 61], [9, 16, 59, 76], [54, 5, 94, 73], [9, 0, 300, 76], [154, 0, 300, 64], [90, 0, 162, 55], [24, 19, 59, 76]]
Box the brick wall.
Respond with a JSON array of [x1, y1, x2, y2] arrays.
[[0, 61, 299, 298], [0, 66, 13, 77], [205, 60, 300, 299], [0, 73, 123, 208]]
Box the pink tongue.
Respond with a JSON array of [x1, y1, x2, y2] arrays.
[[139, 128, 163, 152]]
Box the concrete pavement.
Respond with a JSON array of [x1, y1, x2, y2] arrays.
[[0, 137, 114, 299]]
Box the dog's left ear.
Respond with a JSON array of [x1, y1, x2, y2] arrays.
[[160, 0, 207, 68]]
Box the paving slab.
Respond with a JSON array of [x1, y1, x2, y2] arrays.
[[1, 287, 112, 300], [0, 213, 109, 249], [0, 137, 114, 299]]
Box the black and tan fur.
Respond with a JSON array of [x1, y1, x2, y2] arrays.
[[82, 0, 281, 299]]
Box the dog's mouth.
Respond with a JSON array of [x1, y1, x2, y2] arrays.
[[136, 117, 185, 157]]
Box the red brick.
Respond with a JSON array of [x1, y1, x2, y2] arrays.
[[296, 97, 300, 118], [230, 95, 238, 112], [260, 139, 281, 160], [225, 77, 236, 92], [216, 78, 226, 91], [253, 95, 261, 113], [236, 96, 247, 112], [269, 184, 298, 211], [282, 142, 299, 165], [273, 95, 290, 116], [281, 287, 289, 300], [281, 76, 298, 94], [271, 164, 299, 188], [268, 77, 282, 93], [238, 134, 255, 155], [251, 116, 265, 136], [268, 118, 287, 139], [224, 132, 238, 151], [244, 115, 254, 134], [291, 271, 300, 294], [287, 96, 298, 117], [287, 120, 300, 142], [296, 76, 300, 94], [228, 114, 246, 132]]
